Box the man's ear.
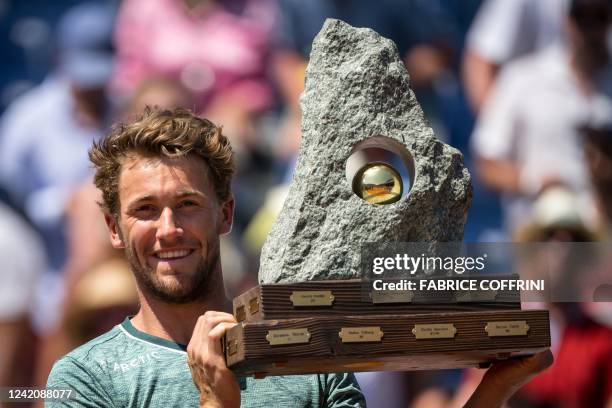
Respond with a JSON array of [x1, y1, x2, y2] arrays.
[[104, 212, 125, 249], [218, 195, 235, 235]]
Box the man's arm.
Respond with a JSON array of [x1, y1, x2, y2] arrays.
[[45, 356, 113, 407], [462, 50, 500, 114], [465, 350, 553, 408], [475, 157, 521, 194], [320, 351, 550, 408], [462, 0, 531, 112], [470, 56, 527, 196]]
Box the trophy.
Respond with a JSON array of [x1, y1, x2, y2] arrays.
[[224, 19, 550, 378]]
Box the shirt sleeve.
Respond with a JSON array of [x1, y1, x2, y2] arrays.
[[45, 356, 114, 408], [322, 372, 366, 408], [466, 0, 533, 63]]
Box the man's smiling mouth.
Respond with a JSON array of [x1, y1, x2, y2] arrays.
[[154, 249, 194, 260]]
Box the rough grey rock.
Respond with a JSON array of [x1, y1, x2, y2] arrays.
[[259, 19, 472, 283]]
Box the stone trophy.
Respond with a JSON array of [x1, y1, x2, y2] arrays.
[[224, 19, 550, 377]]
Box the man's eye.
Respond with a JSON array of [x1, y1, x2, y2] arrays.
[[178, 200, 198, 208], [133, 205, 157, 216]]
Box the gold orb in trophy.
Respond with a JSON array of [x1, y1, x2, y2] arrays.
[[353, 162, 402, 204]]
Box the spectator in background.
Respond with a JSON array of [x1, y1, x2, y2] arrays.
[[584, 119, 612, 236], [470, 0, 612, 236], [0, 202, 45, 387], [582, 113, 612, 327], [122, 76, 194, 121], [112, 0, 276, 145], [513, 187, 612, 408], [454, 186, 612, 408], [463, 0, 570, 112], [0, 1, 116, 333]]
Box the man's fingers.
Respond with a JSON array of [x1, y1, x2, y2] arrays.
[[198, 311, 236, 320], [188, 312, 238, 358], [208, 322, 238, 356], [192, 312, 236, 338], [207, 321, 238, 341], [196, 311, 236, 328]]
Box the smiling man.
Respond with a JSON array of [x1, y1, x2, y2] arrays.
[[45, 108, 365, 407], [46, 108, 551, 408]]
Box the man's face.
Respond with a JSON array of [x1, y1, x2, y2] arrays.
[[105, 154, 234, 303]]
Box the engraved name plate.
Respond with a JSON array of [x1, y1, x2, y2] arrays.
[[485, 321, 530, 337], [249, 297, 259, 314], [412, 323, 457, 339], [226, 339, 238, 356], [339, 327, 384, 343], [235, 305, 246, 322], [290, 291, 335, 307], [370, 290, 413, 304], [266, 328, 311, 345]]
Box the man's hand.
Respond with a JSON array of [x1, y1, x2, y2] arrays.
[[464, 349, 554, 408], [187, 311, 240, 408]]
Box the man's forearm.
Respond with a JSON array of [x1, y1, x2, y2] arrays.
[[464, 350, 553, 408]]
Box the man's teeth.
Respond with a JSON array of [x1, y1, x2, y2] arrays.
[[156, 250, 190, 259]]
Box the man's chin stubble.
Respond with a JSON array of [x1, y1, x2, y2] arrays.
[[126, 248, 219, 304]]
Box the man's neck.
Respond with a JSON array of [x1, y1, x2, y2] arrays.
[[131, 286, 231, 346]]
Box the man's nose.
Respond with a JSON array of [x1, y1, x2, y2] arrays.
[[156, 207, 183, 241]]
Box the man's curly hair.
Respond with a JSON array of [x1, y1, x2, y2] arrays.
[[89, 107, 234, 217]]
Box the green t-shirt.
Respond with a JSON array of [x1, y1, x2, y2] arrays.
[[46, 318, 365, 407]]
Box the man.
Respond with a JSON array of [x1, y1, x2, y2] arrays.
[[462, 0, 569, 113], [471, 0, 612, 235], [47, 108, 551, 407]]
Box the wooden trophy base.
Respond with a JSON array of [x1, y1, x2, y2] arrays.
[[225, 309, 550, 378], [226, 280, 549, 377]]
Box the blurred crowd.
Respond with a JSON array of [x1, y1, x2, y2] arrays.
[[0, 0, 611, 407]]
